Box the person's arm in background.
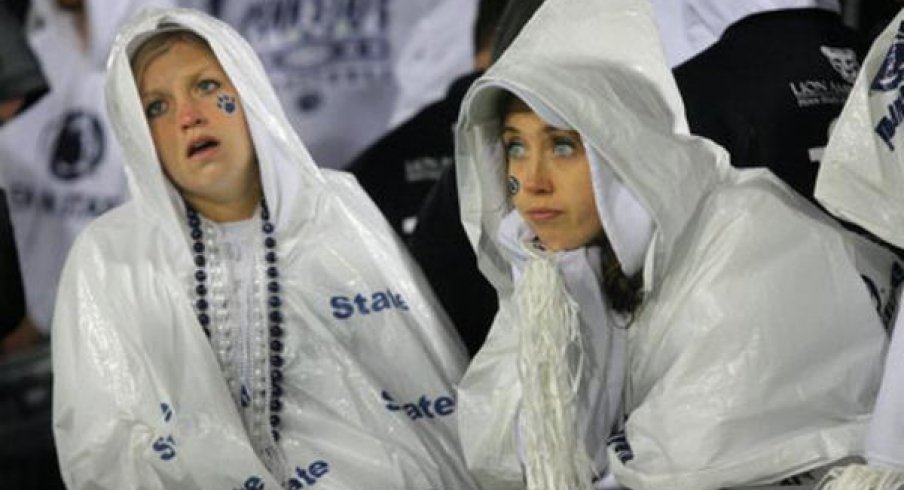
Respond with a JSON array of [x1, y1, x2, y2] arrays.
[[0, 184, 41, 357], [0, 188, 29, 356], [0, 183, 43, 357], [1, 316, 44, 356]]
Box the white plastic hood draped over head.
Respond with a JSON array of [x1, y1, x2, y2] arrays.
[[456, 0, 727, 297], [651, 0, 841, 66], [105, 8, 318, 242], [53, 8, 476, 490], [457, 0, 900, 489], [816, 10, 904, 249]]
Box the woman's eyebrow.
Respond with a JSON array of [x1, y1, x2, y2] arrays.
[[138, 87, 162, 99], [141, 62, 221, 100], [138, 87, 163, 103]]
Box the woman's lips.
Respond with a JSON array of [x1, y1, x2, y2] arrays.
[[189, 144, 219, 160], [186, 136, 221, 159], [526, 208, 562, 222]]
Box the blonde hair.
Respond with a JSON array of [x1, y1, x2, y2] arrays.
[[130, 30, 212, 86]]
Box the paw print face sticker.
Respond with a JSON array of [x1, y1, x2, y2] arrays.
[[507, 175, 520, 196], [217, 93, 237, 115]]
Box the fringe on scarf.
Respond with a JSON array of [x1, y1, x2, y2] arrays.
[[816, 464, 904, 490], [516, 253, 595, 490]]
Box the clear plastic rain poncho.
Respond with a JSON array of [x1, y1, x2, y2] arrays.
[[455, 0, 901, 489], [51, 8, 477, 490], [814, 7, 904, 487]]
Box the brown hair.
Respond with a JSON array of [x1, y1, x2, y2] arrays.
[[130, 30, 212, 86], [596, 235, 643, 316]]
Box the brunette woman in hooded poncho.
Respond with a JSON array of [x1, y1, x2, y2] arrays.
[[455, 0, 901, 489]]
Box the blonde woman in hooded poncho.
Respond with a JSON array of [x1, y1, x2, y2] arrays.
[[455, 0, 901, 489], [51, 8, 478, 490]]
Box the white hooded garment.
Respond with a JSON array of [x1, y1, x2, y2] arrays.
[[815, 9, 904, 472], [455, 0, 900, 489], [51, 8, 477, 490]]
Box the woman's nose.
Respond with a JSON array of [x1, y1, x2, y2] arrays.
[[521, 157, 552, 193], [179, 100, 206, 130]]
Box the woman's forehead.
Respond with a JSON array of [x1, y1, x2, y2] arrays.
[[506, 97, 532, 115], [138, 40, 221, 93], [132, 31, 215, 86], [501, 96, 576, 134], [503, 111, 581, 138]]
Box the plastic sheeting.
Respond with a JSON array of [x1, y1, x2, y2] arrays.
[[815, 9, 904, 254], [52, 8, 476, 490], [455, 0, 899, 489], [816, 8, 904, 472]]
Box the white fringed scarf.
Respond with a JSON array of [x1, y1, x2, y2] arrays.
[[816, 464, 904, 490], [516, 249, 595, 490]]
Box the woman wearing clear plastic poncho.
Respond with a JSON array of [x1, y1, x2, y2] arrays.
[[51, 8, 478, 490], [810, 7, 904, 489], [454, 0, 901, 489]]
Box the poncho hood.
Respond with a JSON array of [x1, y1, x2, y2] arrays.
[[815, 8, 904, 249], [456, 0, 731, 296], [105, 8, 320, 250]]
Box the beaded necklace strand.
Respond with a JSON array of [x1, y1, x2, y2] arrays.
[[186, 199, 284, 443]]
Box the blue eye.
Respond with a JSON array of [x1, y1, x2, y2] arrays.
[[198, 79, 220, 93], [145, 100, 166, 119], [552, 138, 577, 157], [505, 140, 526, 160]]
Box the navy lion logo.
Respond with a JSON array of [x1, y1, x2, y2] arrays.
[[47, 110, 105, 181], [871, 21, 904, 92]]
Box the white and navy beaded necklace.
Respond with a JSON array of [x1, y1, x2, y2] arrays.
[[186, 198, 286, 470]]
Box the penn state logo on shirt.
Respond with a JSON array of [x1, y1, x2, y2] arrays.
[[43, 110, 105, 181], [871, 20, 904, 92], [820, 46, 860, 85]]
